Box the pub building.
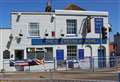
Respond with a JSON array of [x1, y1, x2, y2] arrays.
[[0, 2, 110, 71]]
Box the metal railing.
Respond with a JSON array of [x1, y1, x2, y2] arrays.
[[0, 56, 118, 82], [2, 56, 120, 72]]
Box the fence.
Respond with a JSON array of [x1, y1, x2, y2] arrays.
[[2, 56, 120, 72], [1, 56, 119, 82]]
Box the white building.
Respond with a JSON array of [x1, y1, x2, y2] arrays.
[[0, 4, 110, 71]]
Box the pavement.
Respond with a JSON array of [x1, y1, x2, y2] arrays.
[[0, 67, 119, 82], [0, 71, 118, 81]]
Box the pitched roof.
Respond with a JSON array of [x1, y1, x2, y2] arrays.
[[65, 4, 86, 11]]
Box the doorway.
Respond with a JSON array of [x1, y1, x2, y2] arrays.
[[98, 47, 106, 68]]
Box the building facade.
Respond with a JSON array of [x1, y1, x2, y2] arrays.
[[0, 9, 109, 71], [0, 28, 12, 71], [114, 32, 120, 56]]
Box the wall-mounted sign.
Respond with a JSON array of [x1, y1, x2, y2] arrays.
[[31, 38, 107, 45]]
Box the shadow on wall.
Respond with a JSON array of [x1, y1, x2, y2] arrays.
[[81, 19, 87, 46]]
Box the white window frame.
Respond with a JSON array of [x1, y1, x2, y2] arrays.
[[67, 45, 77, 60], [28, 23, 40, 37], [26, 47, 53, 62], [66, 19, 77, 36]]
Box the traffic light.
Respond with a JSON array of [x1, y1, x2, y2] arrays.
[[27, 48, 35, 53], [102, 27, 107, 39]]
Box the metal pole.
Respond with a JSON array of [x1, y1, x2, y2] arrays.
[[3, 59, 4, 71], [2, 59, 5, 78], [29, 65, 30, 71], [54, 57, 55, 71], [100, 26, 103, 69], [92, 57, 94, 72]]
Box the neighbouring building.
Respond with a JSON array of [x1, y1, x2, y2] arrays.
[[0, 3, 110, 71], [114, 32, 120, 56], [109, 42, 115, 55], [0, 28, 12, 71]]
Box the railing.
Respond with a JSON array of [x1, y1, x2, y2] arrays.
[[2, 56, 120, 72], [0, 56, 118, 82]]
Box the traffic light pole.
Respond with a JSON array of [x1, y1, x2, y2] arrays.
[[100, 27, 102, 64]]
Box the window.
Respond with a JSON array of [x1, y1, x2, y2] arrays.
[[67, 45, 77, 60], [36, 51, 44, 59], [27, 48, 36, 59], [27, 48, 53, 61], [27, 52, 35, 59], [15, 50, 24, 60], [67, 20, 77, 34], [28, 23, 39, 36], [27, 48, 43, 60], [95, 18, 103, 33], [45, 48, 53, 61]]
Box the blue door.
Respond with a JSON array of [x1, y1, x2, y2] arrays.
[[56, 50, 64, 60], [98, 49, 106, 68], [78, 49, 84, 60]]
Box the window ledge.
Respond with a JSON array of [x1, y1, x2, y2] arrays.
[[3, 59, 10, 60], [44, 61, 54, 63], [66, 34, 77, 37], [27, 36, 41, 38]]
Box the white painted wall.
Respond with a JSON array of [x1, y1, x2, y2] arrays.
[[0, 10, 109, 71], [0, 29, 11, 70]]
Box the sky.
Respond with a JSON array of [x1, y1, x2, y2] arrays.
[[0, 0, 120, 41]]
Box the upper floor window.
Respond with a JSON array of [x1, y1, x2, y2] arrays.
[[66, 20, 77, 35], [95, 18, 103, 33], [28, 23, 39, 36]]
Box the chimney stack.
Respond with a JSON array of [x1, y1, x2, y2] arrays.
[[45, 0, 52, 12]]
